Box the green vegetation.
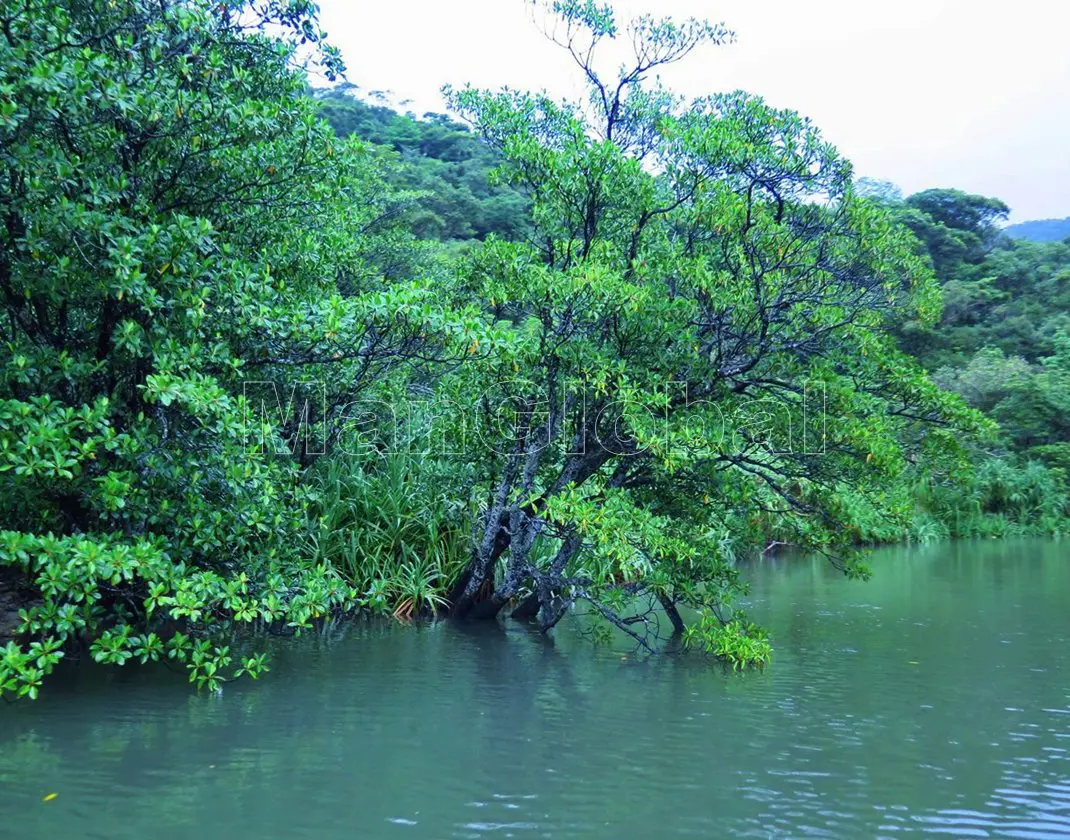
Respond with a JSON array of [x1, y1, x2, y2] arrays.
[[315, 87, 532, 245], [0, 0, 481, 697], [872, 187, 1070, 538], [0, 0, 1063, 698], [303, 452, 471, 618], [1005, 216, 1070, 243]]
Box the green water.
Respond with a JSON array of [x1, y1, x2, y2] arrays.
[[2, 540, 1069, 838]]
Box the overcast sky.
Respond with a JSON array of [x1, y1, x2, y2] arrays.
[[315, 0, 1069, 222]]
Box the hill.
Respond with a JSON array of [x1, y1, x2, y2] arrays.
[[313, 87, 531, 244], [1004, 217, 1070, 242]]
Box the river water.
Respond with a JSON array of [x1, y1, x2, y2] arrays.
[[1, 540, 1068, 838]]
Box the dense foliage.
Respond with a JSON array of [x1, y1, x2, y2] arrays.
[[432, 6, 980, 655], [0, 0, 487, 697], [872, 188, 1070, 537], [2, 0, 1051, 698], [315, 87, 532, 244]]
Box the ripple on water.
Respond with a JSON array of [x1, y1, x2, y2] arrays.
[[1, 541, 1070, 839]]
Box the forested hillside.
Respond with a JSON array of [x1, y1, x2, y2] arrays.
[[0, 0, 1063, 699], [882, 188, 1070, 537], [314, 88, 531, 244], [1005, 217, 1070, 243]]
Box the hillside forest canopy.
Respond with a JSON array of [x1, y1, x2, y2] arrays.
[[1, 0, 1067, 699]]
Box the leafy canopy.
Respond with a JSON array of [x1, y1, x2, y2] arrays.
[[435, 1, 981, 658], [0, 0, 492, 697]]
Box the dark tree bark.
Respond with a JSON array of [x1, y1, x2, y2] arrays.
[[659, 595, 686, 635], [510, 592, 541, 620]]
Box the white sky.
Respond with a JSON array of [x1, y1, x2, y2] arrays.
[[315, 0, 1070, 222]]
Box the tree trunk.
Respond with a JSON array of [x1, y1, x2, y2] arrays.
[[659, 594, 686, 635], [450, 507, 536, 620], [448, 515, 510, 617]]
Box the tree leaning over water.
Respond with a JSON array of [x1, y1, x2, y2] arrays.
[[440, 1, 984, 656]]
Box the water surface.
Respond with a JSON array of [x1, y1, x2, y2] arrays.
[[1, 540, 1068, 838]]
